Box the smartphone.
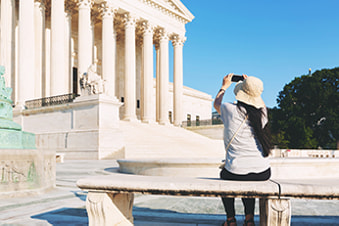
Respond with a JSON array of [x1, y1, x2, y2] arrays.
[[231, 75, 244, 82]]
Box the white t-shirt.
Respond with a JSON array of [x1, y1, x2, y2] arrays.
[[220, 102, 270, 175]]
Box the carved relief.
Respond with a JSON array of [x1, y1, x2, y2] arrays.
[[260, 198, 291, 226], [0, 161, 37, 184]]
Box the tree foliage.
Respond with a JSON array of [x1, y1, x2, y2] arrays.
[[270, 67, 339, 149]]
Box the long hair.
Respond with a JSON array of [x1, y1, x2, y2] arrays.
[[237, 101, 272, 157]]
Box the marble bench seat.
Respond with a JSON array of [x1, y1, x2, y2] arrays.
[[76, 173, 339, 226]]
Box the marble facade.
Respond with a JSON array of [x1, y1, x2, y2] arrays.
[[0, 0, 211, 127]]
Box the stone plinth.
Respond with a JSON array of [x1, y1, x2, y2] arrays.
[[0, 148, 55, 199], [13, 94, 124, 160], [0, 130, 36, 149]]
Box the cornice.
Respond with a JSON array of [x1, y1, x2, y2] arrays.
[[139, 0, 193, 24]]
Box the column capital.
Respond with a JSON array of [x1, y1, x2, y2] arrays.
[[35, 0, 46, 5], [154, 42, 160, 50], [158, 28, 169, 42], [35, 0, 46, 13], [172, 35, 186, 47], [65, 1, 77, 14], [122, 13, 137, 28], [140, 21, 154, 36], [77, 0, 93, 8], [100, 2, 117, 18]]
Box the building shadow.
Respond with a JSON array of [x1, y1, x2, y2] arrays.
[[31, 205, 339, 226], [31, 207, 88, 226]]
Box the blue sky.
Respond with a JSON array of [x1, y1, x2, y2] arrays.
[[177, 0, 339, 108]]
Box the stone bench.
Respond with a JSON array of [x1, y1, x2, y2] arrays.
[[76, 173, 339, 226]]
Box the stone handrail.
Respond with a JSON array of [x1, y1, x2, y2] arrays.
[[77, 173, 339, 226]]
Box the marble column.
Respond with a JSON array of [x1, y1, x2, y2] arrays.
[[101, 3, 116, 99], [50, 0, 66, 96], [34, 0, 45, 99], [158, 29, 169, 125], [65, 7, 73, 94], [141, 22, 154, 123], [155, 43, 160, 123], [123, 14, 137, 121], [78, 0, 93, 94], [44, 26, 51, 97], [172, 35, 185, 126], [0, 0, 15, 96], [17, 0, 35, 106]]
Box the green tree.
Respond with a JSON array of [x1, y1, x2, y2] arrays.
[[271, 67, 339, 149]]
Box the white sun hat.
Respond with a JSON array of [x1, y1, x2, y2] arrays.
[[233, 76, 265, 109]]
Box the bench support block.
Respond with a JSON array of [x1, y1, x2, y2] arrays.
[[260, 198, 291, 226], [86, 192, 134, 226]]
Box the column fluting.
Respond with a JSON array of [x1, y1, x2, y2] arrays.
[[158, 29, 169, 125], [141, 22, 154, 123], [50, 0, 66, 96], [101, 3, 116, 98], [0, 0, 15, 97], [17, 0, 35, 106], [123, 13, 137, 121], [172, 35, 185, 126], [34, 1, 45, 99], [77, 0, 93, 94]]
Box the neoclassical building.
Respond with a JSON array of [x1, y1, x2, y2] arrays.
[[0, 0, 212, 125], [0, 0, 212, 159]]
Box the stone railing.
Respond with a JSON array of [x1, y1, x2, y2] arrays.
[[271, 149, 338, 158], [25, 93, 79, 109], [182, 119, 213, 127]]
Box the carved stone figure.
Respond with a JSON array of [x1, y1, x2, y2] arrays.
[[87, 64, 105, 94], [80, 72, 91, 96], [79, 64, 105, 96], [0, 66, 12, 104]]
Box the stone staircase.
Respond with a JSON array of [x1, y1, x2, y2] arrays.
[[119, 121, 225, 159]]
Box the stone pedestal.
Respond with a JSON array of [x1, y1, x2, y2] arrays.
[[13, 94, 124, 160], [260, 198, 291, 226], [0, 65, 55, 198], [0, 148, 55, 199]]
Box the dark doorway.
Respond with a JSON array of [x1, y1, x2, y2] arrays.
[[73, 67, 78, 95]]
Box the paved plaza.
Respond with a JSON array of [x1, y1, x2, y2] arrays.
[[0, 160, 339, 226]]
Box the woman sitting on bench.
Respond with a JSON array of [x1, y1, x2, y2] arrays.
[[214, 73, 272, 226]]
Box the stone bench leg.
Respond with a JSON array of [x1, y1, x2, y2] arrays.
[[259, 198, 291, 226], [86, 191, 134, 226]]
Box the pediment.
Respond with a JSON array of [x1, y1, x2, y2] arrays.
[[153, 0, 194, 22]]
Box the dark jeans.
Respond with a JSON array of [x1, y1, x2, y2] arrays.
[[220, 167, 271, 218]]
